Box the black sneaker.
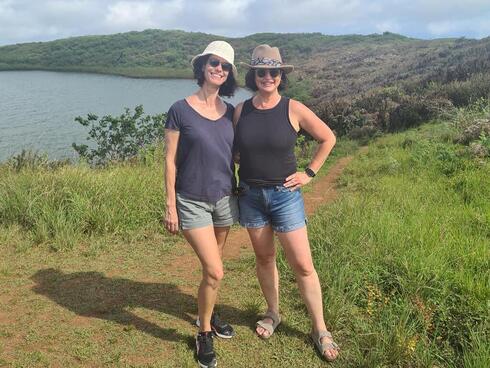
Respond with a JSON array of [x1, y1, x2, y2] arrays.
[[196, 331, 217, 368], [195, 312, 235, 339]]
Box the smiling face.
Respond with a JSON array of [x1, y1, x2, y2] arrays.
[[202, 55, 231, 87], [254, 68, 282, 93]]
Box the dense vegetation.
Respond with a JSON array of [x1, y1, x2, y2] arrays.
[[301, 107, 489, 367], [1, 101, 488, 366], [1, 30, 490, 139]]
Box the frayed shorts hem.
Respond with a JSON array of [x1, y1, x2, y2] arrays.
[[239, 219, 307, 233]]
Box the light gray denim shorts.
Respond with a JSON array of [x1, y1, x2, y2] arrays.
[[176, 193, 239, 230]]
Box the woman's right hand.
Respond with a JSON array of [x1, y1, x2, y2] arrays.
[[164, 206, 179, 234]]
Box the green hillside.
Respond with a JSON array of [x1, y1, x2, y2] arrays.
[[0, 30, 411, 77], [1, 29, 490, 137]]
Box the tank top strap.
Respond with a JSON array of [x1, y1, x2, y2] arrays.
[[241, 98, 255, 115], [278, 96, 290, 121], [278, 96, 290, 109]]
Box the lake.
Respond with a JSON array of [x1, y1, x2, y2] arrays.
[[0, 71, 251, 163]]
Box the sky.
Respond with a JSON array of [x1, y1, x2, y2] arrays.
[[1, 0, 489, 46]]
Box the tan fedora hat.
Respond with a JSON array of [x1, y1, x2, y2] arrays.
[[190, 40, 237, 78], [242, 44, 294, 73]]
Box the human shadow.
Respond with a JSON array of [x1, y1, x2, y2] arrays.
[[30, 268, 253, 344]]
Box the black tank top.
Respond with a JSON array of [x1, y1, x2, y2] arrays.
[[235, 97, 297, 186]]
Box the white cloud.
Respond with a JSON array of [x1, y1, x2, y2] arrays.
[[0, 0, 489, 45], [105, 1, 184, 30], [106, 1, 157, 28], [427, 21, 455, 36], [375, 21, 402, 34], [428, 16, 490, 38]]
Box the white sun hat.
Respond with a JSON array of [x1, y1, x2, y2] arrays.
[[190, 40, 237, 78]]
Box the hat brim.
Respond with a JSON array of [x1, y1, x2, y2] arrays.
[[240, 62, 294, 74], [191, 53, 238, 78]]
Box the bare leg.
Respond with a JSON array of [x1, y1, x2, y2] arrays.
[[277, 226, 338, 361], [212, 226, 231, 309], [247, 225, 279, 338], [183, 225, 230, 332], [214, 226, 230, 259]]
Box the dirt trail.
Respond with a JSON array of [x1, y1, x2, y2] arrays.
[[0, 154, 358, 365], [168, 155, 355, 280]]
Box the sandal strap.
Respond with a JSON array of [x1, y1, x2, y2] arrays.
[[262, 311, 281, 326], [256, 311, 281, 336], [256, 320, 274, 335], [321, 341, 340, 352], [317, 330, 332, 340], [312, 330, 340, 353]]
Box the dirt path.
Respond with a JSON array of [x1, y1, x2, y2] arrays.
[[0, 154, 357, 366], [169, 155, 355, 281]]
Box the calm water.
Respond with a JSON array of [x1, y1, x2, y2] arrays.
[[0, 71, 251, 162]]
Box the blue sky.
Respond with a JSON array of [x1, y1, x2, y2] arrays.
[[0, 0, 489, 46]]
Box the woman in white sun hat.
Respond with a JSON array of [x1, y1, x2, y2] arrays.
[[164, 40, 238, 368], [234, 44, 339, 362]]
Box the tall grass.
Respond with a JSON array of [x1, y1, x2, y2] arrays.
[[0, 133, 358, 252], [282, 118, 489, 366], [0, 145, 165, 250]]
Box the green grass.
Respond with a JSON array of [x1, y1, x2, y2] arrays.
[[0, 138, 358, 252], [0, 143, 179, 251], [0, 110, 488, 366], [296, 122, 489, 367]]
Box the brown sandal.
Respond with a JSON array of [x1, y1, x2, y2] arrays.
[[255, 311, 281, 339]]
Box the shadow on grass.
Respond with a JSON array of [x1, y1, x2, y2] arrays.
[[30, 268, 257, 344]]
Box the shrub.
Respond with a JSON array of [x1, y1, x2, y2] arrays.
[[442, 73, 490, 107], [388, 96, 432, 131], [347, 124, 381, 144], [72, 105, 166, 166], [455, 118, 490, 145]]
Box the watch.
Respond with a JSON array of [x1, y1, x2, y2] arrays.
[[305, 167, 316, 178]]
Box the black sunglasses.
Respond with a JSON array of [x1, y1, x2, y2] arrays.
[[255, 68, 281, 78], [208, 58, 233, 72]]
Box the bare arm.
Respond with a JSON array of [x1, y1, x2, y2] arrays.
[[164, 129, 180, 234], [284, 99, 336, 190]]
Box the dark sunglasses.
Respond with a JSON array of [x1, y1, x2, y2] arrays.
[[208, 58, 233, 72], [255, 68, 281, 78]]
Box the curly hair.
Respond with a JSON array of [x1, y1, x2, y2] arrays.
[[244, 69, 288, 92], [193, 54, 237, 97]]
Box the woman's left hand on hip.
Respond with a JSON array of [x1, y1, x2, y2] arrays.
[[284, 172, 312, 191]]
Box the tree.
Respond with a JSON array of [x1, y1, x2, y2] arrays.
[[72, 105, 166, 166]]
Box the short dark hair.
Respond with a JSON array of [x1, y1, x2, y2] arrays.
[[193, 54, 237, 97], [244, 69, 288, 92]]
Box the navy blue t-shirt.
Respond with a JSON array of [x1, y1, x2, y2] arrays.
[[165, 99, 236, 203]]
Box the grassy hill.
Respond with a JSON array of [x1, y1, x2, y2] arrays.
[[1, 29, 490, 138], [1, 30, 489, 95]]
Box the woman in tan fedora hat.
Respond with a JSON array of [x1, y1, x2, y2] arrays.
[[234, 44, 340, 362], [164, 40, 238, 368]]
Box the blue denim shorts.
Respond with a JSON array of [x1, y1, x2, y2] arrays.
[[237, 181, 307, 233]]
